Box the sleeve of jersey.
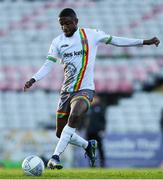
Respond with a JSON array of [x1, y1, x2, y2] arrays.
[[47, 39, 60, 63], [108, 36, 144, 47], [32, 39, 59, 81], [32, 60, 54, 81], [94, 29, 112, 44]]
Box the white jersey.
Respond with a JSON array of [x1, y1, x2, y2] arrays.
[[47, 28, 113, 92], [33, 27, 143, 92]]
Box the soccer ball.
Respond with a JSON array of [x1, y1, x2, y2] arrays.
[[22, 155, 45, 176]]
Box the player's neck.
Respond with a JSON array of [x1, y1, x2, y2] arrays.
[[71, 27, 78, 36]]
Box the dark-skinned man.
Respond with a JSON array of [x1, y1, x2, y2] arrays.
[[24, 8, 160, 169]]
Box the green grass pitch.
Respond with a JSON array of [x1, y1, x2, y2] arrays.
[[0, 168, 163, 179]]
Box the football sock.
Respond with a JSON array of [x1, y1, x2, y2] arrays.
[[69, 133, 88, 149], [53, 125, 76, 156]]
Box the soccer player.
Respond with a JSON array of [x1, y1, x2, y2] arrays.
[[24, 8, 160, 169]]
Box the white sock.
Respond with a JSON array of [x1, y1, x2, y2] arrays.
[[69, 133, 88, 149], [53, 125, 75, 156]]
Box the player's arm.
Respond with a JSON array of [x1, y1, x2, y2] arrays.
[[24, 38, 59, 91], [23, 60, 55, 91], [109, 36, 160, 47], [93, 29, 160, 47]]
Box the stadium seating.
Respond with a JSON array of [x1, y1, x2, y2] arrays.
[[0, 58, 162, 92], [106, 92, 163, 133], [0, 0, 163, 132], [0, 91, 162, 136], [0, 0, 162, 92], [0, 0, 163, 64], [0, 91, 60, 129]]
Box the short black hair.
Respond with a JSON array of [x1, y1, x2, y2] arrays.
[[59, 8, 77, 18]]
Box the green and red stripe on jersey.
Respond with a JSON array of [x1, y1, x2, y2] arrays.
[[74, 28, 89, 91]]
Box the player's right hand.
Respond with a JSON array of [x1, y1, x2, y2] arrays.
[[23, 78, 36, 91]]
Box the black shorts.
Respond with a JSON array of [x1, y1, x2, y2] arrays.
[[56, 89, 95, 119]]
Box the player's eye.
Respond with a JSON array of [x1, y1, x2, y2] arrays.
[[65, 21, 73, 25]]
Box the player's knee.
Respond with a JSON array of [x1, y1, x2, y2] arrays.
[[68, 112, 80, 127]]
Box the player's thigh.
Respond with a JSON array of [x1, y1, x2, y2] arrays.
[[68, 95, 92, 128], [70, 98, 88, 116], [70, 89, 94, 117], [67, 99, 87, 128]]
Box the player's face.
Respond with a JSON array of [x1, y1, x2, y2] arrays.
[[59, 16, 78, 37]]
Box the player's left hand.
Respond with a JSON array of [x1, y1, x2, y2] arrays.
[[143, 37, 160, 47], [23, 78, 36, 91]]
